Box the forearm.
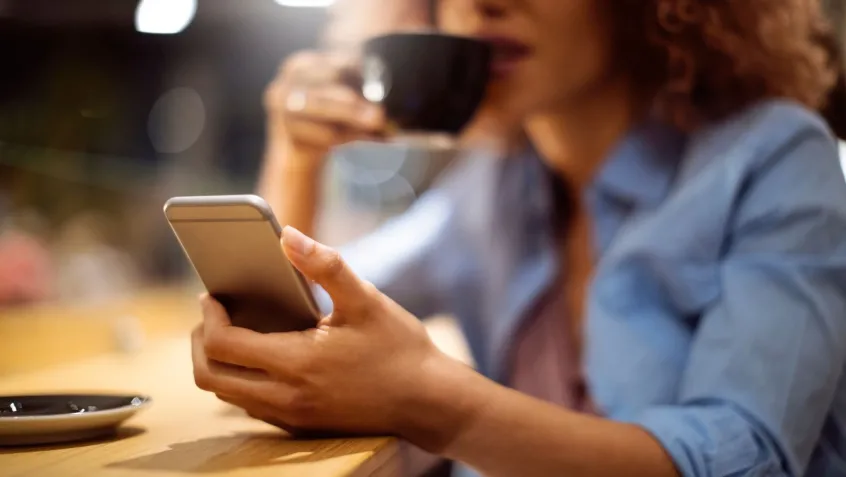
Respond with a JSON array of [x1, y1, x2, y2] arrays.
[[406, 356, 679, 477], [257, 138, 324, 238]]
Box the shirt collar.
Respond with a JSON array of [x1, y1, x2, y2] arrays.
[[591, 120, 687, 208]]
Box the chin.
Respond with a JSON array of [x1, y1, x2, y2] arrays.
[[482, 83, 537, 122]]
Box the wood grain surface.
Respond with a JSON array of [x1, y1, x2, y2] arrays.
[[0, 338, 399, 477], [0, 288, 201, 376]]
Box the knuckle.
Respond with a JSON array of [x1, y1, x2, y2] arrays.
[[357, 280, 385, 312], [214, 393, 230, 404], [283, 51, 315, 75], [361, 296, 388, 319], [263, 83, 284, 110], [287, 352, 316, 380], [193, 368, 214, 391], [323, 85, 359, 105], [279, 389, 318, 426], [203, 328, 228, 361], [359, 279, 381, 298], [284, 388, 307, 410], [191, 325, 203, 342], [320, 249, 346, 279]]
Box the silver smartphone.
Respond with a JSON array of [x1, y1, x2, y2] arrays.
[[164, 194, 321, 333]]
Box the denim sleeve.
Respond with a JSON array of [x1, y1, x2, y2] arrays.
[[634, 131, 846, 476], [313, 185, 458, 319]]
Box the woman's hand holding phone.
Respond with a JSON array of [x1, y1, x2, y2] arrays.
[[191, 226, 482, 452]]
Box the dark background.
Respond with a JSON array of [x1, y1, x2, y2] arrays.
[[0, 0, 327, 174], [0, 0, 331, 280]]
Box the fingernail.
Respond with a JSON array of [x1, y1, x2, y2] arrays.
[[283, 226, 316, 257]]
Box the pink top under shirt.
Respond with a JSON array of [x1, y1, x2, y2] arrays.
[[401, 277, 598, 477], [507, 274, 598, 414]]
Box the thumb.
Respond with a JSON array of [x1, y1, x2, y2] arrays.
[[281, 226, 373, 313]]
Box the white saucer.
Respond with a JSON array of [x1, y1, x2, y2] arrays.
[[0, 394, 151, 446]]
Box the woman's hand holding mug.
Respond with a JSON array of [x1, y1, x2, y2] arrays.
[[264, 51, 386, 170], [259, 50, 387, 236]]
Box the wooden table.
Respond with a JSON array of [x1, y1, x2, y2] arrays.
[[0, 287, 471, 477], [0, 338, 400, 477], [0, 288, 473, 377], [0, 288, 201, 376]]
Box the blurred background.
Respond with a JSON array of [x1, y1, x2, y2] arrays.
[[0, 0, 453, 308], [0, 0, 843, 374], [0, 0, 468, 374]]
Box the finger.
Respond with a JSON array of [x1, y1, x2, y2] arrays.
[[200, 295, 301, 371], [191, 325, 275, 397], [266, 51, 344, 114], [281, 226, 376, 314], [323, 50, 360, 72], [284, 109, 384, 149], [281, 51, 336, 84], [285, 49, 361, 84], [215, 393, 297, 433], [215, 393, 276, 417], [200, 294, 231, 328], [285, 85, 384, 131], [198, 296, 322, 386]]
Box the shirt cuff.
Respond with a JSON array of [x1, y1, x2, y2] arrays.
[[631, 404, 787, 477]]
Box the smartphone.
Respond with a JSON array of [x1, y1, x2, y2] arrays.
[[164, 194, 321, 333]]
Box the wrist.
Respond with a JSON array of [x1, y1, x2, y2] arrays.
[[265, 138, 325, 177], [394, 351, 493, 455]]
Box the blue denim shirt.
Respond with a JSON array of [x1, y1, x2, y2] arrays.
[[318, 100, 846, 476]]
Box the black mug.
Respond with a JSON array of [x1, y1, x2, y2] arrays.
[[359, 32, 492, 143]]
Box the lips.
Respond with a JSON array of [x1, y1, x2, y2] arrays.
[[482, 36, 532, 78]]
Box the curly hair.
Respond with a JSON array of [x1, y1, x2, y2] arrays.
[[610, 0, 845, 134]]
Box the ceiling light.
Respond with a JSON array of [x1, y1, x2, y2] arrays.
[[135, 0, 197, 35]]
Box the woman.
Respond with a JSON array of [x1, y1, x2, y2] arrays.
[[194, 1, 846, 476], [257, 0, 519, 236]]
